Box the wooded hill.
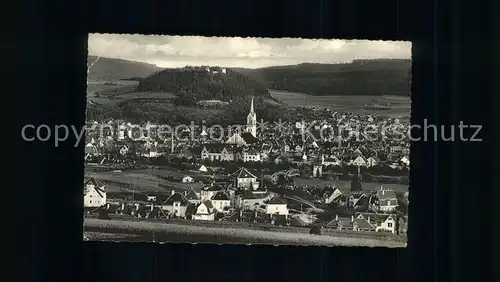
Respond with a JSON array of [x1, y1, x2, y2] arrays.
[[233, 59, 412, 96], [137, 66, 270, 106]]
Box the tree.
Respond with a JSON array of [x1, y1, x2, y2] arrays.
[[350, 174, 363, 192]]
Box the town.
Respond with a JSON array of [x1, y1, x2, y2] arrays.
[[83, 97, 410, 239]]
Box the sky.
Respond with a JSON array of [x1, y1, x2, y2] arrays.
[[88, 33, 411, 69]]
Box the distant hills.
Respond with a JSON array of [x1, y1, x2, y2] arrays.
[[87, 56, 411, 97], [233, 59, 412, 96], [87, 56, 161, 81]]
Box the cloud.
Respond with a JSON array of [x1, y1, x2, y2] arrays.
[[88, 34, 411, 68]]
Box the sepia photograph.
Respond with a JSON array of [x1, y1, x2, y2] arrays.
[[84, 34, 411, 247]]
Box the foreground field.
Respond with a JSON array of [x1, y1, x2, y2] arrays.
[[84, 218, 406, 247], [85, 168, 204, 194], [269, 90, 410, 120]]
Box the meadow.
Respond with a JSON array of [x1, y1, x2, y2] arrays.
[[85, 168, 205, 194], [269, 89, 411, 120], [84, 218, 406, 247]]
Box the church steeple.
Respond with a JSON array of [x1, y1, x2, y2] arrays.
[[246, 97, 257, 137]]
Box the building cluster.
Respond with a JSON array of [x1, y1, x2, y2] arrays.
[[84, 98, 409, 235], [85, 98, 410, 174]]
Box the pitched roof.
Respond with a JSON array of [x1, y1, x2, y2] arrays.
[[233, 167, 257, 179], [211, 191, 230, 201], [240, 132, 259, 144], [354, 218, 375, 230], [376, 187, 397, 200], [162, 192, 190, 206], [185, 189, 200, 200], [267, 197, 287, 205], [203, 183, 224, 192]]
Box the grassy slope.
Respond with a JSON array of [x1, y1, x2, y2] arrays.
[[87, 56, 162, 81]]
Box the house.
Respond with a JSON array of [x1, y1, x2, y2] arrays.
[[356, 213, 398, 234], [200, 144, 240, 161], [332, 194, 348, 207], [182, 176, 194, 183], [322, 187, 342, 204], [265, 197, 289, 216], [322, 155, 341, 167], [191, 201, 216, 221], [274, 139, 290, 153], [200, 183, 224, 201], [85, 143, 99, 155], [119, 145, 129, 156], [327, 214, 376, 232], [84, 177, 106, 208], [376, 186, 398, 212], [366, 155, 380, 167], [232, 167, 259, 190], [210, 191, 232, 213], [184, 189, 201, 205], [352, 156, 367, 167], [226, 132, 259, 147], [161, 190, 191, 218], [198, 165, 208, 173], [400, 156, 410, 166], [242, 148, 262, 162]]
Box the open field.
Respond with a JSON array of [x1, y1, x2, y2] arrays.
[[87, 80, 139, 96], [269, 89, 410, 120], [84, 218, 406, 247], [292, 178, 408, 193], [85, 168, 205, 194]]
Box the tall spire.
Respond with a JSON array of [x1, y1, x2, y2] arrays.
[[250, 97, 255, 113]]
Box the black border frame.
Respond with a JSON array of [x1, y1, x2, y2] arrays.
[[12, 0, 494, 281]]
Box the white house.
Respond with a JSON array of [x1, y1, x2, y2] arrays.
[[366, 156, 380, 167], [322, 155, 341, 167], [161, 190, 191, 218], [210, 191, 232, 213], [376, 186, 399, 212], [376, 215, 397, 234], [192, 201, 216, 221], [265, 197, 289, 216], [84, 177, 106, 208], [352, 156, 367, 167], [400, 156, 410, 166], [119, 145, 129, 156], [356, 213, 397, 234], [232, 167, 259, 190], [323, 187, 342, 204], [182, 176, 194, 183], [85, 143, 99, 155], [242, 149, 261, 163], [198, 165, 208, 173]]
